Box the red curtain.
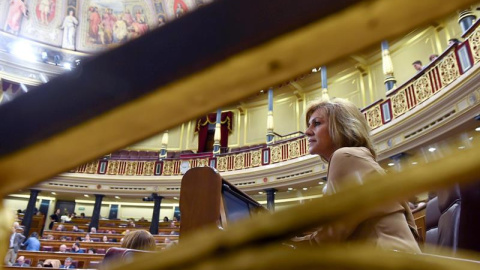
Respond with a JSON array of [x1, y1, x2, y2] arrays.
[[195, 111, 233, 153]]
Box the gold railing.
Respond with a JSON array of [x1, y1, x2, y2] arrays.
[[70, 136, 308, 176]]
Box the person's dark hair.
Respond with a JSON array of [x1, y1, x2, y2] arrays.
[[121, 230, 156, 251], [30, 232, 38, 238], [74, 242, 81, 248], [412, 60, 422, 66], [448, 38, 460, 44]]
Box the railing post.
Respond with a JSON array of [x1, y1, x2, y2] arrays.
[[265, 188, 277, 212], [266, 87, 275, 145], [213, 109, 222, 155], [382, 41, 397, 91], [321, 66, 329, 100], [159, 130, 169, 159]]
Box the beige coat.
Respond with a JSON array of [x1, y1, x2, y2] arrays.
[[312, 147, 421, 253]]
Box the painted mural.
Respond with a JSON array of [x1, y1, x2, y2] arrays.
[[0, 0, 214, 53], [3, 0, 29, 35], [36, 0, 56, 25], [164, 0, 194, 21], [78, 0, 157, 51]]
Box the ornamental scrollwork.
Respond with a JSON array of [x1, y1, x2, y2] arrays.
[[125, 161, 137, 176], [163, 161, 173, 176], [86, 161, 98, 174], [271, 146, 282, 163], [251, 150, 261, 167], [289, 141, 299, 159], [439, 52, 460, 86], [197, 158, 209, 167], [391, 90, 407, 117], [469, 28, 480, 64], [366, 107, 382, 129], [234, 154, 244, 170], [107, 161, 118, 175], [217, 156, 227, 172], [414, 75, 432, 103], [144, 162, 154, 176]]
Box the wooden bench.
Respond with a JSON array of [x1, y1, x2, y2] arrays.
[[39, 240, 166, 252], [44, 231, 178, 243], [17, 250, 104, 269], [68, 218, 180, 228], [52, 223, 180, 234]]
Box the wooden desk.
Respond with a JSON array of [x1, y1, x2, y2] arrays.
[[52, 223, 179, 234], [18, 250, 104, 269], [68, 218, 180, 228], [44, 231, 178, 243], [39, 240, 166, 252]]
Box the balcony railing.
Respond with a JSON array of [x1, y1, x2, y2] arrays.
[[71, 135, 308, 176], [362, 20, 480, 130]]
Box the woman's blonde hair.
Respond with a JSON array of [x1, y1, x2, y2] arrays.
[[305, 98, 376, 159], [121, 230, 156, 251]]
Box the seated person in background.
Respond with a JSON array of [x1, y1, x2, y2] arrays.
[[60, 213, 72, 223], [139, 217, 147, 222], [59, 244, 68, 253], [83, 233, 93, 242], [164, 238, 178, 249], [46, 234, 54, 240], [61, 257, 75, 269], [75, 236, 82, 242], [24, 232, 41, 251], [121, 230, 156, 251], [56, 224, 66, 231], [169, 221, 176, 228], [72, 225, 83, 232], [90, 227, 97, 234], [292, 98, 420, 253], [172, 216, 178, 222], [122, 229, 130, 235], [37, 261, 44, 267], [412, 60, 423, 72], [102, 235, 109, 243], [12, 256, 30, 267], [59, 236, 67, 242], [80, 213, 86, 218], [429, 54, 438, 62], [43, 259, 61, 268], [127, 220, 136, 227], [163, 216, 169, 222], [71, 242, 84, 253], [88, 248, 96, 254]]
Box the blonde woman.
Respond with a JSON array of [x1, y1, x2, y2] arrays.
[[121, 230, 156, 251], [295, 98, 420, 253]]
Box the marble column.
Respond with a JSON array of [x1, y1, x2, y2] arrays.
[[265, 188, 277, 212], [266, 87, 275, 144], [381, 41, 397, 91], [150, 194, 164, 235], [21, 189, 40, 237], [89, 194, 104, 232]]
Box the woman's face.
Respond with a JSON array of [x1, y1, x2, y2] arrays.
[[305, 108, 336, 161]]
